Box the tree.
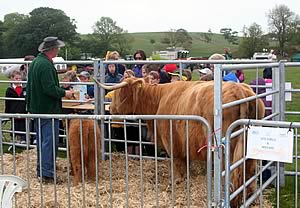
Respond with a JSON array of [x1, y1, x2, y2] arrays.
[[220, 28, 239, 45], [59, 41, 82, 60], [92, 17, 132, 57], [2, 8, 78, 57], [78, 34, 102, 58], [176, 28, 193, 49], [111, 33, 133, 57], [238, 23, 269, 58], [161, 28, 192, 50], [0, 21, 5, 58], [199, 29, 213, 43], [161, 28, 176, 46], [287, 19, 300, 52], [2, 13, 29, 57], [150, 39, 156, 44], [267, 4, 300, 55]]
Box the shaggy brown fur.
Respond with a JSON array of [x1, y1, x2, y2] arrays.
[[109, 78, 265, 207], [68, 119, 101, 186]]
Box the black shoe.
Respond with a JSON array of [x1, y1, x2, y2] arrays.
[[38, 176, 62, 184], [58, 142, 66, 148], [38, 176, 54, 184]]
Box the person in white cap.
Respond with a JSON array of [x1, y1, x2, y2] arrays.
[[199, 68, 212, 75], [78, 71, 94, 99], [26, 36, 73, 184], [199, 68, 213, 81]]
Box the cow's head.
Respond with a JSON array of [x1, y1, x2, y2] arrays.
[[94, 77, 144, 114]]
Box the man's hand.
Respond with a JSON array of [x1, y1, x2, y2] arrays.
[[65, 90, 74, 99], [84, 93, 90, 99], [85, 98, 95, 103]]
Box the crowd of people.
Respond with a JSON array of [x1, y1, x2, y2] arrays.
[[3, 35, 278, 184], [100, 48, 249, 85]]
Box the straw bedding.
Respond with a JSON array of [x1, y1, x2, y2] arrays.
[[1, 149, 272, 207]]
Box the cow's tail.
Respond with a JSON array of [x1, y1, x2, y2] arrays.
[[82, 120, 90, 170], [255, 98, 265, 119], [238, 84, 249, 119], [240, 100, 249, 120]]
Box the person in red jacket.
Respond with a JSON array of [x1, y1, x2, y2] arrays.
[[5, 70, 27, 144]]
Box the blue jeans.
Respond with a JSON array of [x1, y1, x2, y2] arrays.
[[34, 118, 59, 178]]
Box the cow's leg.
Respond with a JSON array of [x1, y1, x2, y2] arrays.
[[68, 139, 74, 176], [72, 153, 82, 185], [230, 159, 257, 207], [72, 120, 90, 185], [230, 138, 243, 207], [68, 120, 83, 186], [231, 137, 257, 206], [245, 159, 257, 199], [172, 157, 187, 183], [67, 120, 74, 176], [87, 121, 101, 181], [146, 121, 154, 143], [87, 122, 96, 180]]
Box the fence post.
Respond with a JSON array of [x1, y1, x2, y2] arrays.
[[279, 61, 286, 187], [94, 60, 106, 160], [94, 60, 100, 115], [279, 60, 286, 122], [0, 118, 3, 174], [213, 64, 223, 206], [272, 61, 286, 187]]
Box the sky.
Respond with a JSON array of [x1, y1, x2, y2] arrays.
[[1, 0, 299, 35]]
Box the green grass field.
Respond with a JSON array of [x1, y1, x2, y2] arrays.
[[244, 67, 300, 122], [129, 32, 239, 57], [0, 74, 9, 112], [0, 65, 299, 206]]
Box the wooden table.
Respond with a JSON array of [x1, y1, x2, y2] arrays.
[[62, 103, 95, 110], [62, 103, 110, 111]]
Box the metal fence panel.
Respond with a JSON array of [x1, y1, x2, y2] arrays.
[[0, 113, 212, 208], [224, 119, 300, 208]]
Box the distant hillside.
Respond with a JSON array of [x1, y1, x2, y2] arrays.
[[128, 32, 239, 58]]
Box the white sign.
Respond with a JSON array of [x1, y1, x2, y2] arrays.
[[285, 82, 292, 101], [266, 82, 272, 101], [266, 82, 292, 102], [73, 85, 87, 102], [246, 126, 294, 163]]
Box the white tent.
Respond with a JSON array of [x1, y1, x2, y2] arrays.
[[53, 57, 67, 71], [0, 58, 23, 77]]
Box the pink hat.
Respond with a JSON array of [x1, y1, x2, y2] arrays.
[[163, 64, 177, 73]]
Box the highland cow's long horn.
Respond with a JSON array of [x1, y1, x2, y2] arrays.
[[93, 77, 128, 90]]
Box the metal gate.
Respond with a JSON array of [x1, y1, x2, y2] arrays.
[[1, 58, 300, 207], [0, 113, 212, 207], [218, 61, 300, 207], [224, 119, 300, 208]]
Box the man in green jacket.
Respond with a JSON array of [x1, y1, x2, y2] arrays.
[[27, 36, 73, 183]]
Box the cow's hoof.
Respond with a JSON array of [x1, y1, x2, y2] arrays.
[[174, 178, 184, 185]]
